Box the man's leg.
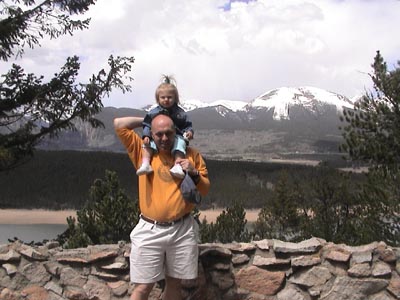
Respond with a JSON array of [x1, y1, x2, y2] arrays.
[[130, 283, 155, 300], [163, 276, 182, 300]]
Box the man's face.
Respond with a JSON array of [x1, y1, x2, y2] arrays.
[[151, 116, 175, 152]]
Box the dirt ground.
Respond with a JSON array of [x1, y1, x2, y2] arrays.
[[0, 209, 261, 224]]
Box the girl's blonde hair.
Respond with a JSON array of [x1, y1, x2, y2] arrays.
[[155, 75, 180, 105]]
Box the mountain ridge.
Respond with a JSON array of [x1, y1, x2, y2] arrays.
[[144, 86, 355, 122], [40, 86, 356, 163]]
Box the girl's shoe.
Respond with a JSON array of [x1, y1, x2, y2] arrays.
[[170, 164, 185, 179], [136, 164, 153, 176]]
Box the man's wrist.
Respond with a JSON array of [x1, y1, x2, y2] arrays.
[[190, 169, 200, 183]]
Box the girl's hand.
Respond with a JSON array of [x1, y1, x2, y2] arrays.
[[143, 136, 150, 145], [183, 131, 193, 140]]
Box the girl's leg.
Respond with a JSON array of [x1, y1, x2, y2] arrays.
[[169, 136, 186, 178], [170, 150, 185, 178], [136, 146, 153, 176]]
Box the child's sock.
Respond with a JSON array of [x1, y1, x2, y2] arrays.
[[170, 164, 185, 179], [136, 158, 153, 176]]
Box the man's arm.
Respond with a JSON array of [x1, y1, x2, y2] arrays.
[[113, 117, 144, 130]]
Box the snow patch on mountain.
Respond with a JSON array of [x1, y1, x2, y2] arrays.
[[142, 86, 356, 120], [249, 86, 354, 120], [144, 99, 248, 113]]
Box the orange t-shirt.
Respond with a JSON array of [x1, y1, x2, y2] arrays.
[[116, 128, 210, 222]]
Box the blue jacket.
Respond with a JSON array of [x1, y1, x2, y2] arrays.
[[142, 103, 193, 138]]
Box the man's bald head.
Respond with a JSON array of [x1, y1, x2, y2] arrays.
[[151, 114, 176, 152], [151, 114, 174, 130]]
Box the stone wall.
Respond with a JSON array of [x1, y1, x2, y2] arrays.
[[0, 237, 399, 300]]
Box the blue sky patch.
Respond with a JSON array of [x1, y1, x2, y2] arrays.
[[220, 0, 257, 11]]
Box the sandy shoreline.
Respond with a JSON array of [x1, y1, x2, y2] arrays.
[[0, 209, 260, 224]]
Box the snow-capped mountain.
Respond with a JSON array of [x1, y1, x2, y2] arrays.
[[41, 86, 358, 161], [144, 86, 354, 121], [144, 98, 248, 113], [248, 86, 354, 120]]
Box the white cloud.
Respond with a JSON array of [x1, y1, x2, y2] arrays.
[[2, 0, 400, 109]]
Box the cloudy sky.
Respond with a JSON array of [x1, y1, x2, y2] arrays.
[[3, 0, 400, 109]]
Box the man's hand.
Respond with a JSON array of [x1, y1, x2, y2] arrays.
[[175, 158, 197, 176]]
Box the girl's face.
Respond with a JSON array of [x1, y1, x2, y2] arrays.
[[158, 89, 175, 108]]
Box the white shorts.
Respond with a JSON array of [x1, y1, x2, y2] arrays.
[[129, 215, 199, 283]]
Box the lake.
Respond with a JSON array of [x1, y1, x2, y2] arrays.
[[0, 224, 68, 244]]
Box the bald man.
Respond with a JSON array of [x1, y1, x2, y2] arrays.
[[114, 114, 210, 300]]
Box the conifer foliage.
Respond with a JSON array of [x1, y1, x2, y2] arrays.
[[0, 0, 135, 171], [341, 51, 400, 174], [199, 200, 251, 243], [58, 170, 140, 248], [340, 51, 400, 245]]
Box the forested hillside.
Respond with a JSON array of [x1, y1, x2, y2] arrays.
[[0, 150, 352, 210]]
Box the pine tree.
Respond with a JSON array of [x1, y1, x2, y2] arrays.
[[199, 200, 250, 243], [340, 51, 400, 175], [253, 170, 303, 241], [58, 170, 140, 248], [340, 51, 400, 245], [0, 0, 134, 171]]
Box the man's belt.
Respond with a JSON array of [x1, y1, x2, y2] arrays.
[[140, 213, 190, 227]]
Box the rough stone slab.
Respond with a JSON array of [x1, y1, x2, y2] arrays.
[[372, 262, 392, 278], [369, 291, 397, 300], [84, 277, 112, 300], [92, 270, 119, 280], [107, 280, 129, 297], [235, 266, 285, 295], [225, 242, 256, 252], [377, 248, 397, 263], [45, 241, 60, 249], [0, 288, 20, 299], [88, 250, 118, 263], [2, 263, 17, 275], [253, 255, 291, 267], [63, 286, 88, 299], [60, 267, 88, 288], [348, 263, 372, 278], [253, 239, 270, 250], [273, 237, 323, 254], [19, 245, 48, 261], [291, 255, 321, 267], [289, 266, 332, 288], [351, 250, 372, 265], [232, 253, 250, 265], [56, 256, 89, 264], [21, 285, 49, 299], [325, 250, 351, 262], [54, 248, 89, 258], [321, 277, 389, 300], [0, 249, 20, 262], [44, 261, 62, 276], [199, 246, 232, 258], [277, 285, 310, 300], [388, 272, 400, 299], [100, 261, 128, 270], [21, 262, 51, 285], [342, 241, 379, 254], [45, 281, 63, 296]]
